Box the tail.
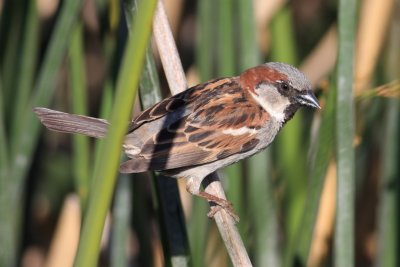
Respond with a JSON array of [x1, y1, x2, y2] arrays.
[[34, 107, 109, 138]]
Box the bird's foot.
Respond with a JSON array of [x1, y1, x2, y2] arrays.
[[185, 177, 240, 223], [198, 192, 240, 223], [207, 205, 240, 223]]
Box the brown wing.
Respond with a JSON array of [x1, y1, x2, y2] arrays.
[[128, 95, 186, 132], [120, 78, 270, 173], [128, 77, 230, 132]]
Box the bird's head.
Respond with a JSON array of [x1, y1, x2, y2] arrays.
[[239, 62, 320, 123]]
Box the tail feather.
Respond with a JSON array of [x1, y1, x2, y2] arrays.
[[34, 107, 109, 138]]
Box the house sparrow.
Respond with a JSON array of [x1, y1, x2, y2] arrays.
[[34, 62, 320, 220]]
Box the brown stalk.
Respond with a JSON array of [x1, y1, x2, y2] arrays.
[[355, 0, 395, 93], [253, 0, 285, 53], [44, 195, 81, 267], [152, 1, 252, 266], [307, 161, 337, 267], [300, 25, 338, 88]]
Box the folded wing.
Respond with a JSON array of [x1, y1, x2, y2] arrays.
[[120, 78, 269, 173]]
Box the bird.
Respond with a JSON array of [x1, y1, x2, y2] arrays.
[[34, 62, 320, 221]]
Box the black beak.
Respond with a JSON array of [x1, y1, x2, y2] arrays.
[[295, 90, 321, 109]]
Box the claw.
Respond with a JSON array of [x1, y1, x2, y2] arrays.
[[198, 192, 240, 223], [185, 177, 240, 223], [207, 205, 240, 223]]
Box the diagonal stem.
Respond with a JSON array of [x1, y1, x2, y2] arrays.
[[152, 1, 252, 266]]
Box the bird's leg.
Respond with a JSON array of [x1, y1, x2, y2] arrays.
[[186, 177, 240, 223]]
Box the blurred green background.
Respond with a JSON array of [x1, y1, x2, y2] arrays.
[[0, 0, 399, 266]]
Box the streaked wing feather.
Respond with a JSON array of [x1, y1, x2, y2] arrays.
[[128, 94, 186, 132], [122, 78, 269, 172]]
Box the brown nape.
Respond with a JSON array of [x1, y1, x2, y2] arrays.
[[239, 65, 288, 93]]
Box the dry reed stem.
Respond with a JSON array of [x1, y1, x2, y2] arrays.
[[152, 0, 187, 92], [163, 0, 184, 37], [152, 1, 252, 266], [355, 0, 395, 93], [44, 194, 80, 267], [253, 0, 285, 53], [300, 25, 338, 88]]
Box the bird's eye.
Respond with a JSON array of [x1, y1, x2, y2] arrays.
[[280, 82, 290, 91]]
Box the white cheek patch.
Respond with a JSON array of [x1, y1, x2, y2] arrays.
[[250, 90, 288, 123], [222, 127, 258, 136]]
